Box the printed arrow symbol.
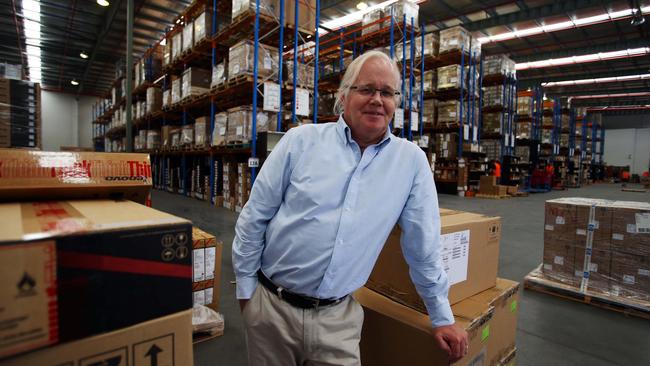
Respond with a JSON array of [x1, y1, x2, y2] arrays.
[[145, 344, 163, 366]]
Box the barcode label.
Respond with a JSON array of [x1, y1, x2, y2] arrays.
[[635, 213, 650, 233]]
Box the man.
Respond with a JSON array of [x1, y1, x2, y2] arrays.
[[233, 50, 468, 366]]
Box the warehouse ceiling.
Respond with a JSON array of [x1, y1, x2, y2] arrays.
[[2, 0, 649, 116]]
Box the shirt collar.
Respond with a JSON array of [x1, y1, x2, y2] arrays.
[[337, 115, 393, 149]]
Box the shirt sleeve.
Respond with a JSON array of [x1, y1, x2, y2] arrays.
[[397, 149, 454, 327], [232, 127, 298, 299]]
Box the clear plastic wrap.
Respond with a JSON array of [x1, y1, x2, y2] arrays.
[[181, 67, 211, 99], [194, 117, 208, 146], [483, 85, 504, 107], [481, 112, 502, 135], [212, 112, 228, 146], [226, 105, 271, 143], [437, 65, 462, 90], [211, 62, 227, 87], [439, 26, 470, 54], [516, 121, 532, 139], [517, 96, 532, 115], [228, 40, 279, 80]]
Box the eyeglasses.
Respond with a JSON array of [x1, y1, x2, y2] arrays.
[[350, 85, 401, 99]]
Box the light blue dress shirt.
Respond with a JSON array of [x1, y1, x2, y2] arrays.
[[232, 116, 454, 327]]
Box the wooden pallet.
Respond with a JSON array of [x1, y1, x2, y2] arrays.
[[192, 328, 224, 344], [524, 264, 650, 320], [622, 188, 647, 193], [475, 193, 510, 199], [509, 191, 529, 197]]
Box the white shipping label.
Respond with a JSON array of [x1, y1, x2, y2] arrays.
[[545, 225, 554, 231], [589, 263, 598, 272], [450, 77, 458, 84], [543, 264, 553, 271], [612, 233, 624, 241], [593, 221, 600, 229], [472, 127, 478, 142], [219, 127, 226, 136], [449, 112, 457, 117], [554, 256, 564, 266], [611, 285, 620, 297], [394, 108, 404, 128], [193, 248, 206, 282], [263, 82, 281, 112], [296, 88, 310, 116], [193, 290, 206, 306], [205, 287, 214, 305], [576, 229, 587, 236], [236, 126, 243, 136], [510, 135, 515, 147], [627, 224, 637, 234], [635, 213, 650, 233], [556, 216, 565, 225], [623, 275, 635, 285], [463, 125, 469, 140], [440, 229, 470, 286], [638, 269, 650, 277], [205, 247, 216, 280], [264, 54, 272, 69], [410, 111, 419, 131]]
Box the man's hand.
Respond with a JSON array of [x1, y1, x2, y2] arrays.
[[239, 299, 249, 312], [432, 323, 468, 364]]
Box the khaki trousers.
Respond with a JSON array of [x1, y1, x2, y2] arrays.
[[242, 285, 364, 366]]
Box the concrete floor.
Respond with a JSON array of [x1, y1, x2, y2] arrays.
[[151, 183, 650, 366]]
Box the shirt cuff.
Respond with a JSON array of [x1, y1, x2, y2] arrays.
[[429, 301, 455, 328], [236, 276, 259, 299]]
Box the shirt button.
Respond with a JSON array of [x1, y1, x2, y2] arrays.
[[338, 239, 343, 245], [345, 207, 351, 212]]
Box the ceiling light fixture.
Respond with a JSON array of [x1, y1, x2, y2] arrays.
[[516, 47, 650, 70], [71, 80, 79, 86], [571, 92, 650, 99], [542, 73, 650, 87], [79, 51, 88, 59], [478, 6, 650, 44], [356, 2, 368, 10], [631, 6, 646, 26], [97, 0, 110, 6]]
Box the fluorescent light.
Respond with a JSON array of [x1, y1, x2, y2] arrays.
[[356, 2, 368, 10], [480, 7, 650, 44], [80, 51, 89, 59], [572, 92, 650, 100], [542, 73, 650, 87], [97, 0, 110, 6], [71, 80, 79, 86], [517, 48, 650, 70], [21, 0, 41, 83]]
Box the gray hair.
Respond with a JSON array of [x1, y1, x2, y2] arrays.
[[333, 50, 402, 115]]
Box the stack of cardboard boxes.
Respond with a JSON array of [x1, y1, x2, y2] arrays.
[[192, 227, 223, 313], [0, 150, 197, 365], [542, 198, 650, 301], [235, 163, 252, 212], [359, 208, 520, 365], [479, 176, 517, 197], [0, 78, 41, 149]]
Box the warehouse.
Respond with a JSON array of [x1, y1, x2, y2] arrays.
[[0, 0, 649, 365]]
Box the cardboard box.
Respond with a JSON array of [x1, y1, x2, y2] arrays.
[[357, 278, 519, 366], [0, 200, 192, 359], [191, 227, 223, 311], [610, 250, 650, 300], [367, 211, 501, 312], [0, 150, 152, 205], [573, 246, 611, 294], [2, 310, 193, 366]]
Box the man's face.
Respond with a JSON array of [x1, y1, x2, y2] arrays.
[[342, 58, 398, 142]]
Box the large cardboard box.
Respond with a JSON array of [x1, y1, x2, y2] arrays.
[[367, 211, 501, 312], [0, 200, 192, 359], [0, 150, 152, 205], [2, 310, 193, 366], [357, 278, 519, 366]]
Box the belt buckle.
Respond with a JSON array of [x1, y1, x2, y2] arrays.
[[277, 287, 284, 300]]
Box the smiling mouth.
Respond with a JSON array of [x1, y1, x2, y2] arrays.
[[363, 111, 384, 117]]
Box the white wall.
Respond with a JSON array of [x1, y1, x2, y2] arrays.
[[603, 128, 650, 175], [41, 91, 97, 150], [41, 91, 78, 151], [77, 96, 95, 148]]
